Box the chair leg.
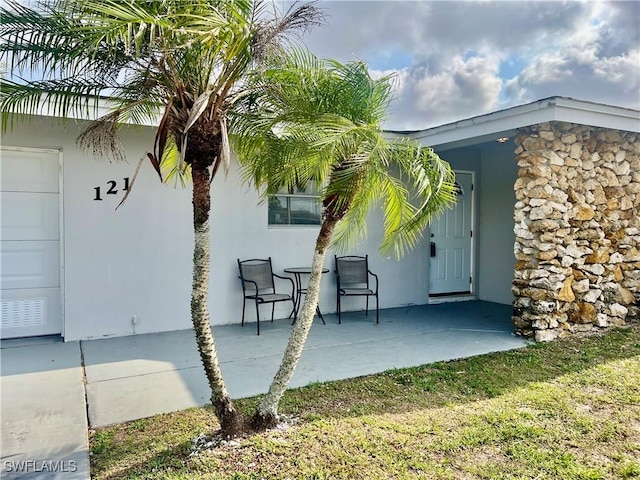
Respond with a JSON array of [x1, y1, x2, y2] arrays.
[[271, 303, 275, 323], [337, 292, 341, 324], [365, 296, 369, 316], [375, 294, 379, 324], [241, 299, 246, 327], [255, 300, 260, 335]]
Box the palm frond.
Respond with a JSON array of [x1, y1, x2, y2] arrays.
[[1, 0, 132, 81], [232, 47, 456, 257], [2, 0, 329, 198], [379, 142, 456, 256], [251, 1, 325, 65], [160, 136, 192, 187], [0, 77, 106, 128]]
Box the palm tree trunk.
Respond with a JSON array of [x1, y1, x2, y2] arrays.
[[191, 162, 241, 437], [252, 217, 338, 430]]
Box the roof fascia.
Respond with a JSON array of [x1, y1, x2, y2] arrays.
[[399, 97, 640, 151]]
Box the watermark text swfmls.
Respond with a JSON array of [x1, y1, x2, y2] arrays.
[[3, 460, 78, 473]]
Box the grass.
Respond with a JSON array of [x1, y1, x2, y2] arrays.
[[90, 325, 640, 479]]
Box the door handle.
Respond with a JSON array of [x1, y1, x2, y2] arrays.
[[430, 242, 436, 257]]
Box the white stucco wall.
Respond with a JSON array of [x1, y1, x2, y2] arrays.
[[477, 144, 517, 305], [2, 116, 432, 341]]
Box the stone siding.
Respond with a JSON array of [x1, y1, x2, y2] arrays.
[[512, 121, 639, 341]]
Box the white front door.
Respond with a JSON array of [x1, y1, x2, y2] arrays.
[[1, 148, 63, 339], [429, 172, 473, 296]]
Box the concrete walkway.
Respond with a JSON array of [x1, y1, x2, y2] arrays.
[[0, 337, 89, 480], [1, 301, 529, 478]]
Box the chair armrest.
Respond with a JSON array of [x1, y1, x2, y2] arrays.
[[239, 277, 258, 294], [368, 270, 379, 293], [273, 273, 295, 298]]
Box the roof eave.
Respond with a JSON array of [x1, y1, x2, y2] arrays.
[[3, 97, 161, 127], [395, 97, 640, 151]]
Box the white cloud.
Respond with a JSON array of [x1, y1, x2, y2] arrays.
[[377, 54, 503, 129], [507, 47, 640, 107], [594, 49, 640, 86], [294, 0, 639, 129]]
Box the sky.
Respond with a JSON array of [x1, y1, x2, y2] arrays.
[[286, 0, 640, 130]]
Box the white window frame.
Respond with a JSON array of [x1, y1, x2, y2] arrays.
[[268, 184, 322, 227]]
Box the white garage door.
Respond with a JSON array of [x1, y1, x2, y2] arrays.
[[1, 148, 63, 339]]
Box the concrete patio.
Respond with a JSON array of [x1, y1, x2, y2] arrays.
[[1, 301, 529, 479]]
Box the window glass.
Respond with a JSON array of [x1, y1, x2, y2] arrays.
[[268, 184, 322, 226]]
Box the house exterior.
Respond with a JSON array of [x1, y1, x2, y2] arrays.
[[1, 96, 638, 342]]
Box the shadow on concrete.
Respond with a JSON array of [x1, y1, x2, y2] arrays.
[[78, 301, 528, 427], [0, 341, 90, 479], [93, 322, 640, 480]]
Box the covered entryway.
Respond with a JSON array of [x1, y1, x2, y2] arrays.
[[429, 171, 474, 297], [1, 147, 63, 339]]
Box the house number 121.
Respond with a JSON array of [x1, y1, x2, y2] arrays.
[[94, 177, 130, 201]]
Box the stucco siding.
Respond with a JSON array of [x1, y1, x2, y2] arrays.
[[477, 144, 518, 305], [2, 117, 192, 340], [2, 116, 434, 340]]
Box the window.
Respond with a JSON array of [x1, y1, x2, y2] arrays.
[[268, 184, 322, 226]]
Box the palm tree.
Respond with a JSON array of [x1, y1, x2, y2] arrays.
[[0, 0, 322, 437], [231, 51, 457, 429]]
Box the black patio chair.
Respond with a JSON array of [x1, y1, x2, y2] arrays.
[[335, 255, 379, 324], [237, 258, 295, 335]]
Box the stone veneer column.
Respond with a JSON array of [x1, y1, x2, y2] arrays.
[[512, 121, 639, 341]]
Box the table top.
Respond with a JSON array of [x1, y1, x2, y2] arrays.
[[284, 267, 330, 274]]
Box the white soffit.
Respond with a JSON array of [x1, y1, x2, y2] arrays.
[[395, 97, 640, 151]]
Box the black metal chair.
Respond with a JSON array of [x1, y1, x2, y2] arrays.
[[238, 258, 295, 335], [335, 255, 379, 324]]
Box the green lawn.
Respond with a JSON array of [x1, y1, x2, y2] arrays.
[[90, 325, 640, 479]]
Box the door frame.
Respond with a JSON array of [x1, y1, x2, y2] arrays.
[[427, 169, 476, 302], [1, 145, 65, 338]]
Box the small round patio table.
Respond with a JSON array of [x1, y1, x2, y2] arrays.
[[284, 267, 330, 324]]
